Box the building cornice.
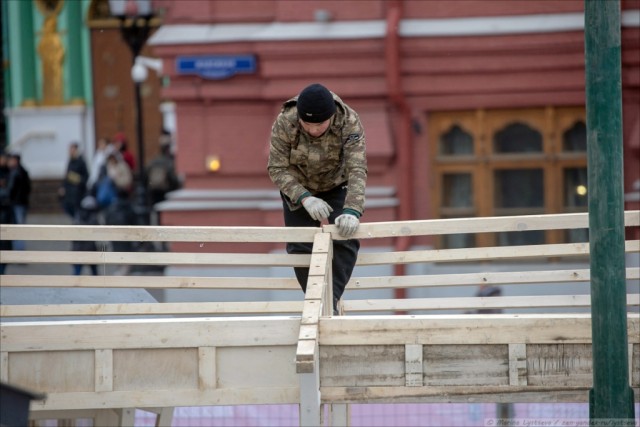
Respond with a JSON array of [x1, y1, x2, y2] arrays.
[[150, 10, 640, 46]]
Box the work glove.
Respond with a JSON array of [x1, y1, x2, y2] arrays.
[[335, 214, 359, 238], [302, 196, 333, 221]]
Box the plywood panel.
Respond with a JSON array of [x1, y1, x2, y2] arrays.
[[527, 344, 592, 387], [113, 348, 198, 391], [1, 317, 300, 352], [9, 351, 94, 392], [423, 345, 508, 386], [216, 346, 297, 388], [632, 344, 639, 387], [320, 345, 405, 387]]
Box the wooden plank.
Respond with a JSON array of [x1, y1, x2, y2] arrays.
[[0, 275, 301, 290], [8, 350, 95, 392], [304, 277, 326, 301], [95, 349, 113, 392], [0, 300, 304, 317], [0, 250, 310, 267], [0, 317, 300, 352], [198, 347, 216, 390], [326, 211, 640, 240], [217, 345, 297, 388], [629, 344, 634, 387], [28, 387, 300, 411], [296, 339, 317, 373], [343, 294, 640, 313], [116, 408, 135, 427], [509, 344, 527, 386], [329, 404, 350, 427], [347, 268, 639, 290], [0, 224, 319, 242], [94, 409, 119, 427], [113, 348, 198, 391], [154, 408, 174, 427], [632, 344, 640, 387], [355, 240, 639, 266], [300, 300, 322, 326], [319, 314, 640, 345], [0, 352, 7, 382], [527, 344, 593, 387], [298, 324, 318, 341], [320, 345, 405, 387], [299, 339, 321, 427], [320, 385, 597, 404], [423, 344, 508, 386], [405, 344, 423, 387]]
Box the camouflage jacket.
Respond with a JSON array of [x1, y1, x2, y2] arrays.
[[267, 93, 367, 214]]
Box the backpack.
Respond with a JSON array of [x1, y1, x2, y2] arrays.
[[148, 163, 170, 191], [96, 176, 117, 208]]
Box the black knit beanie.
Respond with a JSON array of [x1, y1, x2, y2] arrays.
[[297, 83, 336, 123]]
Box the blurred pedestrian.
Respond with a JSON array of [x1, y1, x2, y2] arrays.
[[113, 132, 136, 172], [7, 152, 31, 251], [146, 131, 180, 206], [0, 151, 14, 274], [71, 195, 100, 276], [59, 142, 89, 219], [87, 137, 114, 192], [102, 152, 135, 275]]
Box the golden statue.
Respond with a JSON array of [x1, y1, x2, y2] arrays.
[[36, 0, 65, 106]]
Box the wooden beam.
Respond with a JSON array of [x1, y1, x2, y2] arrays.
[[347, 268, 639, 290], [320, 385, 601, 403], [355, 240, 639, 266], [342, 294, 640, 313], [0, 317, 300, 352], [0, 351, 7, 382], [95, 349, 113, 392], [0, 300, 304, 317], [299, 340, 321, 427], [0, 275, 300, 290], [508, 344, 527, 386], [0, 224, 319, 243], [28, 388, 300, 411], [0, 251, 311, 267], [198, 347, 216, 390], [319, 314, 640, 345], [405, 344, 423, 387], [326, 210, 639, 240]]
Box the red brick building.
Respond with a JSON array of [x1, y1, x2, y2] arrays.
[[148, 0, 640, 249]]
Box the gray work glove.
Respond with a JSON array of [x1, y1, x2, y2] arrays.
[[302, 196, 333, 221], [335, 214, 359, 238]]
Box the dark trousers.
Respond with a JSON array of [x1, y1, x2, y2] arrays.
[[281, 184, 360, 303]]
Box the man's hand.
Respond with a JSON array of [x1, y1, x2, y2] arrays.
[[302, 196, 333, 221], [335, 214, 359, 238]]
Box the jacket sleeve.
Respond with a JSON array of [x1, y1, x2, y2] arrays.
[[267, 115, 309, 204], [342, 111, 367, 215]]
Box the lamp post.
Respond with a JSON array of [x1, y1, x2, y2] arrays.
[[108, 0, 155, 226]]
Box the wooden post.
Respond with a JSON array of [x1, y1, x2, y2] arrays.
[[584, 0, 635, 419], [298, 232, 332, 426]]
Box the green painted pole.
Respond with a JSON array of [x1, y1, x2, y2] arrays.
[[584, 0, 635, 420], [17, 0, 37, 105], [66, 0, 85, 104]]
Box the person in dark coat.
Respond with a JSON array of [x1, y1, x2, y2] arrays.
[[58, 142, 89, 219], [7, 153, 31, 251], [0, 151, 14, 274], [71, 196, 100, 276]]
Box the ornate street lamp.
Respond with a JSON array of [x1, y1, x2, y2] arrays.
[[108, 0, 155, 225]]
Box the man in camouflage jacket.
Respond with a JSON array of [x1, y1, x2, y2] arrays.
[[268, 83, 367, 314]]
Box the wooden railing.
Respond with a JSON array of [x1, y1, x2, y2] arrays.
[[0, 212, 638, 426]]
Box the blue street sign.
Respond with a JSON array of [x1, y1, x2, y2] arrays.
[[175, 55, 257, 80]]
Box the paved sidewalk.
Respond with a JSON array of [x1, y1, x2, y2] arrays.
[[1, 213, 160, 319]]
